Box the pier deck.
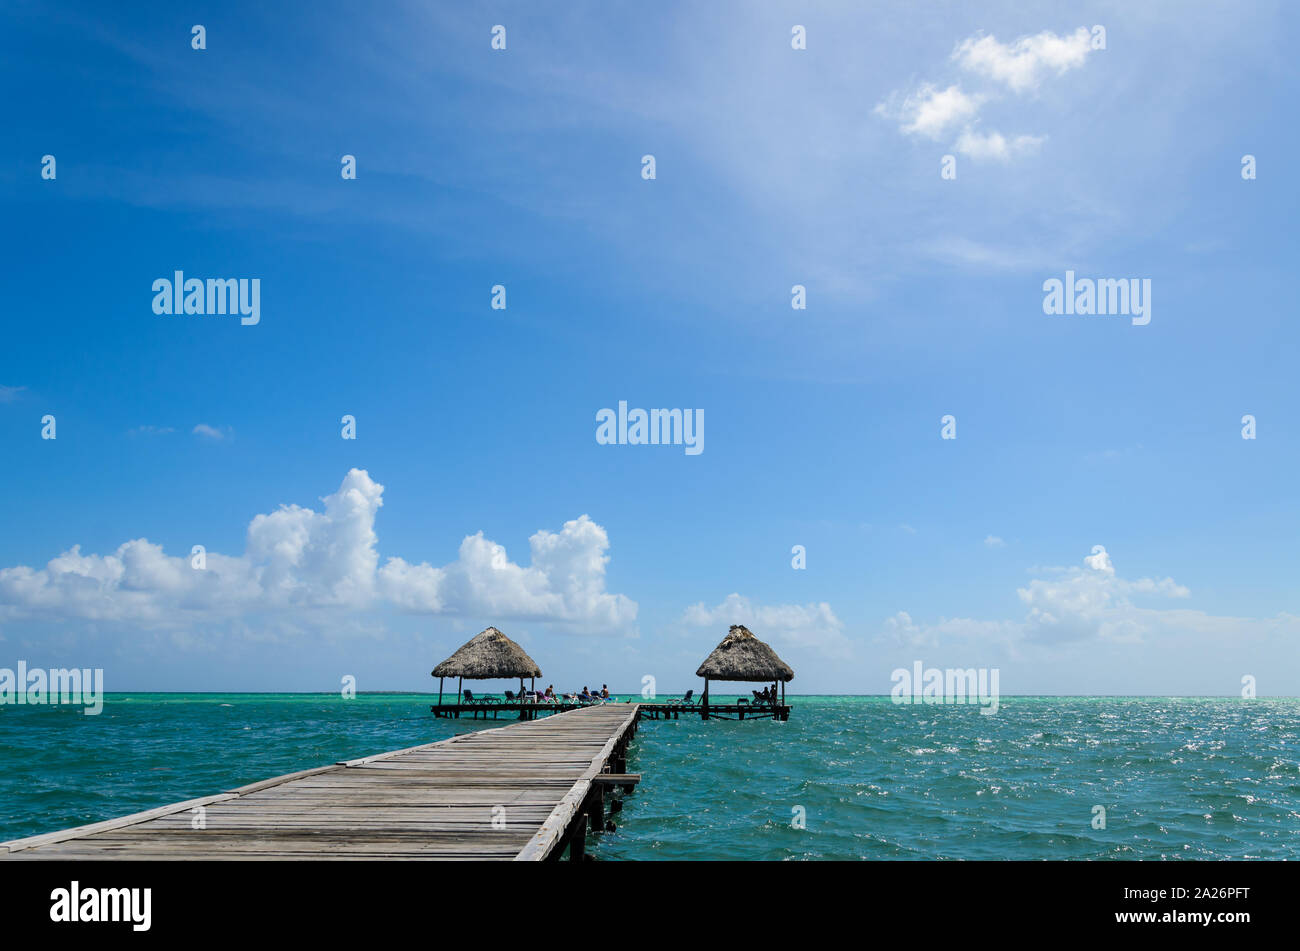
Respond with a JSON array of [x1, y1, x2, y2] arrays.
[[0, 704, 640, 861]]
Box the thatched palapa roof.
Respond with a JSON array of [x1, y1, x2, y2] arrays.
[[431, 627, 542, 680], [695, 625, 794, 683]]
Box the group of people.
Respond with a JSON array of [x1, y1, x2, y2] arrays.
[[751, 685, 777, 704], [525, 684, 612, 704]]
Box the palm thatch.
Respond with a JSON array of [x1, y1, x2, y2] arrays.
[[695, 625, 794, 682], [431, 627, 542, 680]]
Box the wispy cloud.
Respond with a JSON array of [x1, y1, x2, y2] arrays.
[[954, 129, 1045, 161], [0, 385, 27, 403], [192, 423, 233, 441], [682, 593, 851, 658]]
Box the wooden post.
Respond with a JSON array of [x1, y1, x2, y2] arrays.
[[438, 676, 444, 708], [569, 818, 586, 861], [702, 676, 710, 720], [588, 785, 604, 833]]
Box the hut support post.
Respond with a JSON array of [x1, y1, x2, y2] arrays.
[[438, 677, 444, 709], [701, 677, 710, 720]]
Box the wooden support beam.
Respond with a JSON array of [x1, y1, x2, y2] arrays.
[[593, 773, 640, 793]]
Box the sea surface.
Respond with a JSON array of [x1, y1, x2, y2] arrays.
[[1, 694, 1297, 859]]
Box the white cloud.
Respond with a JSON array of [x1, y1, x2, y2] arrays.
[[876, 83, 982, 140], [192, 423, 232, 441], [883, 609, 1016, 649], [0, 469, 637, 632], [0, 385, 26, 403], [953, 28, 1094, 94], [954, 129, 1045, 162], [129, 425, 176, 436], [984, 535, 1005, 548], [380, 515, 636, 628], [1082, 544, 1113, 574], [1017, 545, 1190, 642], [881, 544, 1252, 649], [877, 27, 1097, 164], [682, 593, 851, 657]]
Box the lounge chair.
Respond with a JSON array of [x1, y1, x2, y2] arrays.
[[463, 689, 498, 705], [675, 689, 696, 706]]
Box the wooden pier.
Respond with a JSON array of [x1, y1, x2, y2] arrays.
[[0, 705, 640, 862], [434, 699, 790, 721]]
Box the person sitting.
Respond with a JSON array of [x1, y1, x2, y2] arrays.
[[579, 686, 593, 702], [600, 685, 610, 700]]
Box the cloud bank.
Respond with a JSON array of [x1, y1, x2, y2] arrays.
[[883, 544, 1297, 649], [0, 469, 637, 632]]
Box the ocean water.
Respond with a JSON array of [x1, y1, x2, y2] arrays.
[[1, 694, 1297, 859]]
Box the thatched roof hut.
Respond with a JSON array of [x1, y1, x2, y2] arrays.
[[433, 626, 542, 679], [696, 625, 794, 683], [431, 627, 542, 707]]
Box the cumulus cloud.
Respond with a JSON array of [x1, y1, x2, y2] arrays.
[[682, 593, 851, 657], [876, 26, 1098, 162], [380, 515, 636, 628], [875, 83, 982, 140], [1017, 544, 1189, 642], [953, 28, 1094, 94], [0, 469, 637, 632], [881, 544, 1251, 648]]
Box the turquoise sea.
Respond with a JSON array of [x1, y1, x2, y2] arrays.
[[2, 694, 1297, 859]]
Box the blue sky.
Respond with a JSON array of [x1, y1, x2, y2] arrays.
[[1, 1, 1297, 695]]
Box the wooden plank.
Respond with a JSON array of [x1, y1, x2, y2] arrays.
[[2, 794, 238, 853], [513, 706, 639, 861], [1, 703, 642, 861]]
